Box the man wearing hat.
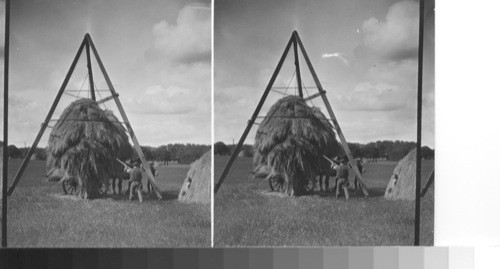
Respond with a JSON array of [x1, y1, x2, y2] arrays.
[[335, 156, 350, 199], [125, 160, 143, 203]]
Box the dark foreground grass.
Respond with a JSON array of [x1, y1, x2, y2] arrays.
[[214, 156, 434, 246], [0, 159, 210, 247]]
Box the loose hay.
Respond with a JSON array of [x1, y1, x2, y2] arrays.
[[178, 150, 211, 204], [253, 96, 340, 195], [385, 148, 416, 200], [46, 98, 132, 198]]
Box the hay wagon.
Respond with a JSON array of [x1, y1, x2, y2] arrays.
[[253, 164, 317, 193], [60, 167, 131, 196], [60, 177, 110, 196], [266, 173, 316, 193], [61, 177, 80, 195], [268, 175, 317, 193]]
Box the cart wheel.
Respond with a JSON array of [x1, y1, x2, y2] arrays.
[[62, 178, 79, 195], [99, 182, 108, 196], [305, 179, 315, 193], [268, 175, 284, 192]]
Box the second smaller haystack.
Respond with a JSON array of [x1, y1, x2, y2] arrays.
[[385, 148, 416, 200], [178, 150, 211, 204]]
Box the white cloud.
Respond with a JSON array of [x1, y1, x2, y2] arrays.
[[147, 5, 211, 64], [367, 59, 418, 86], [322, 52, 349, 66], [126, 61, 210, 116], [127, 84, 196, 115], [359, 0, 419, 60], [336, 82, 414, 111]]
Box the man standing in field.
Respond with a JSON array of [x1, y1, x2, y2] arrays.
[[352, 158, 364, 192], [335, 156, 350, 199], [126, 161, 143, 203], [146, 161, 158, 194]]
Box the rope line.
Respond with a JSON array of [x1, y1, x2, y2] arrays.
[[255, 115, 333, 121], [49, 118, 126, 124], [271, 86, 316, 89], [94, 83, 108, 110], [282, 70, 296, 97], [270, 89, 292, 96], [65, 89, 109, 92], [303, 82, 314, 106], [75, 73, 89, 100], [63, 92, 81, 99]]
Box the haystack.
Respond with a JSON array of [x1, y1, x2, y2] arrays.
[[178, 150, 211, 204], [385, 148, 416, 200], [253, 96, 339, 195], [46, 98, 131, 198]]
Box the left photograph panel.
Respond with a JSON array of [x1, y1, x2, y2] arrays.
[[1, 0, 211, 247]]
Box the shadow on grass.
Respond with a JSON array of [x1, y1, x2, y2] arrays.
[[303, 186, 387, 199], [245, 177, 388, 200], [104, 190, 179, 202]]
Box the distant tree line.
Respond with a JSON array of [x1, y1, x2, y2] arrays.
[[139, 143, 210, 164], [346, 141, 434, 161], [1, 142, 210, 165], [214, 142, 253, 157], [0, 142, 47, 161], [214, 140, 434, 161]]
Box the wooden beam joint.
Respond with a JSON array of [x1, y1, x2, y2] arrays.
[[304, 90, 326, 101], [97, 94, 119, 104]]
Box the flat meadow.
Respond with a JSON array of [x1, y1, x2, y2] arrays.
[[214, 156, 434, 246], [0, 159, 210, 247]]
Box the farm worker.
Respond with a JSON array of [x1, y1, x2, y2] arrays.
[[126, 160, 143, 203], [327, 156, 340, 191], [353, 159, 364, 191], [320, 155, 338, 192], [335, 156, 350, 199], [124, 159, 140, 194], [328, 156, 341, 190], [146, 162, 158, 193]]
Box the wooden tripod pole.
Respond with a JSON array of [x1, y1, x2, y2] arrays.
[[85, 36, 96, 101], [7, 36, 87, 196], [292, 35, 303, 98], [214, 35, 295, 194], [295, 31, 369, 196], [87, 35, 163, 199]]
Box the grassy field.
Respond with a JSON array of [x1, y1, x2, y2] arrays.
[[214, 156, 434, 246], [0, 159, 210, 247]]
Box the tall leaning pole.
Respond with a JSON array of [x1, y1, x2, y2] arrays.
[[414, 0, 425, 246], [2, 0, 11, 248]]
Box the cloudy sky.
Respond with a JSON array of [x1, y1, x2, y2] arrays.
[[215, 0, 435, 148], [1, 0, 211, 147]]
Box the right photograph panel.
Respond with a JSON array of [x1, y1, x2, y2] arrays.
[[214, 0, 435, 246]]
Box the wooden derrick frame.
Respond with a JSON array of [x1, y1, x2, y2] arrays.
[[214, 31, 369, 196], [6, 34, 163, 199], [215, 0, 426, 245]]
